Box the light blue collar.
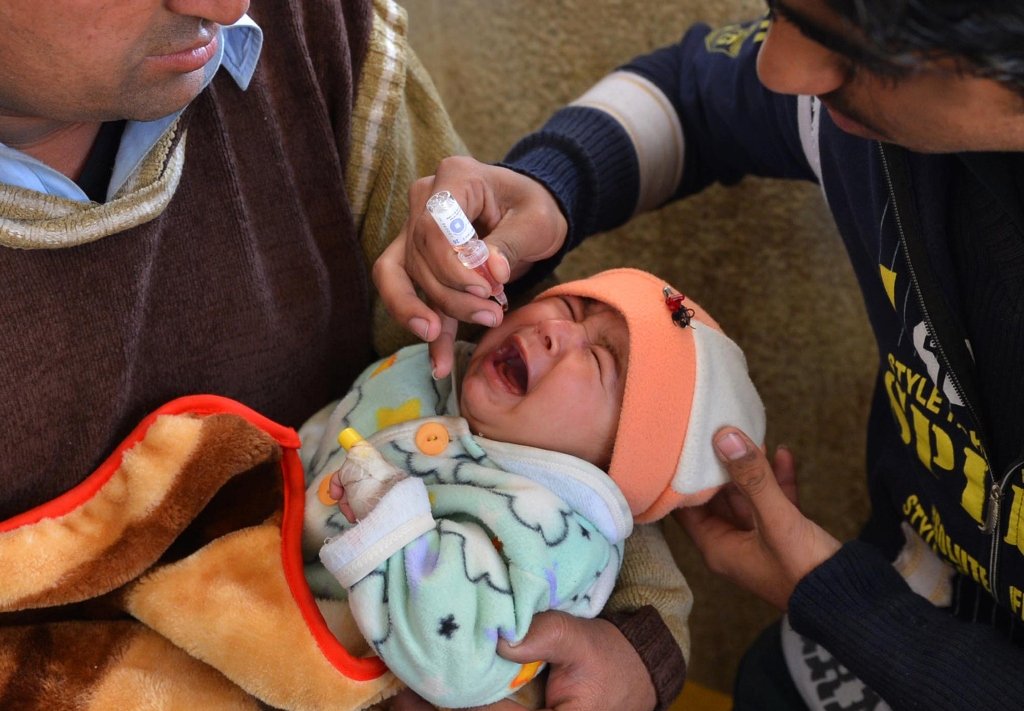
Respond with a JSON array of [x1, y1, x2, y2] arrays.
[[0, 15, 263, 203]]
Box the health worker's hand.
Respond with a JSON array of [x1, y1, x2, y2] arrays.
[[674, 428, 842, 610], [374, 156, 567, 378]]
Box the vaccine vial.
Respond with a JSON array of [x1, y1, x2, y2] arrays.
[[426, 190, 509, 310]]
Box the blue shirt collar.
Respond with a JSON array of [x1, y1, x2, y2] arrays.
[[0, 15, 263, 203], [219, 14, 263, 91]]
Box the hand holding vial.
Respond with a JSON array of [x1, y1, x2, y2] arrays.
[[372, 157, 568, 379], [426, 190, 508, 310]]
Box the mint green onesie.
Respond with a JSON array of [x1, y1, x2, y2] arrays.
[[300, 343, 632, 708]]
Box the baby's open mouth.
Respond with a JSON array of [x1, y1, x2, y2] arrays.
[[491, 341, 528, 395]]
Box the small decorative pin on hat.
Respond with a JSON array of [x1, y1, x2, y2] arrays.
[[663, 286, 695, 328]]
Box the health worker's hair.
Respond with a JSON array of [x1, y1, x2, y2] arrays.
[[828, 1, 1024, 96]]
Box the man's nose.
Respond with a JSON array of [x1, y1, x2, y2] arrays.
[[165, 0, 250, 25], [756, 17, 848, 97]]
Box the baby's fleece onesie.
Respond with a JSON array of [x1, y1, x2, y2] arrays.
[[301, 343, 632, 708]]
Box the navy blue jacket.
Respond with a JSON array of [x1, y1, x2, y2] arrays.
[[504, 18, 1024, 710]]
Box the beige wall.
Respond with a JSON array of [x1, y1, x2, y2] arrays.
[[402, 0, 877, 694]]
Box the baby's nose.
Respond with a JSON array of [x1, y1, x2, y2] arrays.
[[537, 319, 587, 354]]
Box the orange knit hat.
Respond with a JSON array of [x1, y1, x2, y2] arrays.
[[539, 268, 765, 523]]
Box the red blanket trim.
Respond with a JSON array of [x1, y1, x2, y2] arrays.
[[280, 446, 388, 680], [0, 394, 297, 533], [0, 394, 387, 681]]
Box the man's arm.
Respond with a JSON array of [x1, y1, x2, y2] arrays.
[[601, 523, 692, 708], [501, 18, 817, 258], [376, 18, 819, 371], [791, 542, 1024, 710]]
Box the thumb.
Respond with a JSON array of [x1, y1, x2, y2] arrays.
[[482, 229, 523, 285], [713, 428, 795, 528], [483, 217, 564, 283], [496, 610, 579, 665], [486, 245, 512, 285]]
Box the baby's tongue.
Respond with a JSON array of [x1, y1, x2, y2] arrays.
[[494, 344, 528, 394]]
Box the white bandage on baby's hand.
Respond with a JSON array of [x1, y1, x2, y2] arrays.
[[337, 439, 407, 521]]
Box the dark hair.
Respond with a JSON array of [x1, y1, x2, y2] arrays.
[[826, 1, 1024, 95]]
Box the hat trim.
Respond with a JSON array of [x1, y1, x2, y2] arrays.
[[671, 321, 765, 496]]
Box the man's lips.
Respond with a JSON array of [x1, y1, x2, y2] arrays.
[[148, 29, 220, 73]]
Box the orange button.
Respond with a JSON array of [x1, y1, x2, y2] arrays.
[[509, 660, 544, 689], [317, 473, 338, 506], [415, 422, 449, 455]]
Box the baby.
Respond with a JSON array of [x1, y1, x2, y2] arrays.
[[300, 267, 765, 708]]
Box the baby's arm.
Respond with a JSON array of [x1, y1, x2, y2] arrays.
[[329, 428, 407, 523], [320, 465, 623, 709]]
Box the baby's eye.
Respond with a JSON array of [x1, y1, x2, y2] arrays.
[[559, 296, 581, 321], [591, 343, 618, 381]]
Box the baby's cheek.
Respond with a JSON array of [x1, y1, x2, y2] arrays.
[[458, 380, 492, 436]]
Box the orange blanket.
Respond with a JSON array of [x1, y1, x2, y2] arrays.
[[0, 395, 404, 710]]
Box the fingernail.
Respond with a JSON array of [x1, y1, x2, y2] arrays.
[[408, 317, 430, 341], [430, 361, 440, 380], [493, 251, 511, 281], [471, 310, 497, 327], [715, 432, 749, 461], [465, 284, 489, 299]]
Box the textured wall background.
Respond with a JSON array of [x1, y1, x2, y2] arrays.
[[402, 0, 877, 694]]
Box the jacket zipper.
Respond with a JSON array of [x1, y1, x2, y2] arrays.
[[877, 144, 1008, 602]]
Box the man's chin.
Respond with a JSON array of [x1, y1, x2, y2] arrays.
[[121, 77, 208, 122], [823, 103, 886, 142]]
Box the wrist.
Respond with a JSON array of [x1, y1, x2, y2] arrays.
[[601, 605, 686, 711]]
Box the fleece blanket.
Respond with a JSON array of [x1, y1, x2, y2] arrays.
[[0, 395, 407, 711]]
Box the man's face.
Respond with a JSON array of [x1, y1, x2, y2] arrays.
[[757, 0, 1024, 152], [0, 0, 249, 123], [460, 295, 629, 469]]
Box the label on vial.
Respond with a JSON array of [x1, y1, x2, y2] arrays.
[[426, 192, 474, 247]]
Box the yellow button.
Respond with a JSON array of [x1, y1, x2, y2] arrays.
[[415, 422, 449, 455]]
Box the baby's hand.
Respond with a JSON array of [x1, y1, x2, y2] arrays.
[[336, 438, 408, 521], [328, 471, 357, 524]]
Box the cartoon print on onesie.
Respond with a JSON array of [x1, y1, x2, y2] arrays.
[[300, 343, 628, 708]]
